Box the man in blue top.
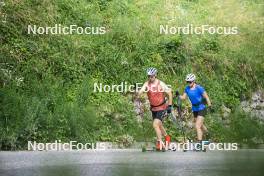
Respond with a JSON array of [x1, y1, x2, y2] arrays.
[[179, 74, 212, 142]]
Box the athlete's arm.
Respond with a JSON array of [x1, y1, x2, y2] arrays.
[[165, 89, 172, 105], [137, 82, 148, 96], [202, 92, 211, 106], [180, 92, 187, 100], [160, 81, 172, 105]]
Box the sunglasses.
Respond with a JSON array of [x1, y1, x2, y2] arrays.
[[186, 81, 193, 84]]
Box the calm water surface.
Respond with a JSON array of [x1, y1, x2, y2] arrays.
[[0, 149, 264, 176]]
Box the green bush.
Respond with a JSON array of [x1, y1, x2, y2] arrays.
[[0, 0, 264, 149]]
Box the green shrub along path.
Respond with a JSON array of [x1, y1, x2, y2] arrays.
[[1, 0, 264, 150]]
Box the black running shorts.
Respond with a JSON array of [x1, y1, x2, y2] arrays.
[[193, 108, 207, 118], [152, 110, 167, 121]]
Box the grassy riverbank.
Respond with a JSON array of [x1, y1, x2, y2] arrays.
[[1, 0, 264, 150]]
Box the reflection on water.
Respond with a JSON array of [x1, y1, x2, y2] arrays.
[[39, 165, 80, 176], [0, 150, 264, 176]]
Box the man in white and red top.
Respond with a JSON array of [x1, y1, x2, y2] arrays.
[[137, 67, 172, 150]]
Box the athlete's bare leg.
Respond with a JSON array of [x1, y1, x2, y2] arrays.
[[153, 119, 162, 141], [202, 124, 208, 133], [159, 123, 167, 136], [195, 116, 204, 141]]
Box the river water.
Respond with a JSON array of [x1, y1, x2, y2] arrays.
[[0, 149, 264, 176]]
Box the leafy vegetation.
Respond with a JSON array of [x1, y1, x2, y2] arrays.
[[1, 0, 264, 150]]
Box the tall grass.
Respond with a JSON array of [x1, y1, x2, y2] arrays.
[[0, 0, 264, 149]]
